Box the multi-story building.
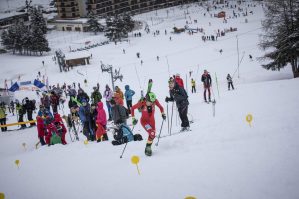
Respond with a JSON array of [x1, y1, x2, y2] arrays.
[[56, 0, 193, 19]]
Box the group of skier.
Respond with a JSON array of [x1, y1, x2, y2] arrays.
[[0, 69, 235, 156]]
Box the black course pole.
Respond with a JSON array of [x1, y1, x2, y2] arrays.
[[155, 119, 165, 146]]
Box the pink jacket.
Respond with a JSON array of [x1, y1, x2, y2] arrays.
[[96, 102, 107, 126]]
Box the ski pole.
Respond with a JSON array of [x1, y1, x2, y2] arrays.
[[170, 102, 174, 135], [120, 125, 135, 158], [155, 119, 165, 146], [167, 103, 169, 135]]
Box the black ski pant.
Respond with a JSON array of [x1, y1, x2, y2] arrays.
[[192, 86, 196, 93], [18, 114, 27, 128], [178, 106, 189, 128], [0, 118, 7, 132], [83, 121, 94, 141], [228, 82, 234, 90], [39, 136, 46, 146], [126, 100, 132, 114], [27, 110, 36, 126]]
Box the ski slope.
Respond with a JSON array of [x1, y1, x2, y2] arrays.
[[0, 1, 299, 199]]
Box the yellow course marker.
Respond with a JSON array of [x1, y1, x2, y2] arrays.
[[0, 192, 5, 199], [246, 114, 253, 127], [84, 140, 88, 145], [185, 197, 196, 199], [131, 155, 141, 175], [15, 160, 20, 169]]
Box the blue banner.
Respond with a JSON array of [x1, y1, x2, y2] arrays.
[[20, 81, 32, 86], [8, 82, 19, 92], [33, 79, 45, 89]]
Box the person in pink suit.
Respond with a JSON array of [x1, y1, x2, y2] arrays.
[[96, 102, 108, 142]]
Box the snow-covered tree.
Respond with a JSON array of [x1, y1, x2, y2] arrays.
[[104, 14, 135, 41], [259, 0, 299, 78], [87, 12, 104, 35]]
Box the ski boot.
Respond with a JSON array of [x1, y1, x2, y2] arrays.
[[145, 144, 152, 156]]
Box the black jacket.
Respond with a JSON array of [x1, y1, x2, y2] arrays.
[[168, 85, 189, 109], [111, 105, 128, 124], [201, 73, 212, 87]]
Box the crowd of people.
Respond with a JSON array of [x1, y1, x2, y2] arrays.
[[0, 69, 236, 156]]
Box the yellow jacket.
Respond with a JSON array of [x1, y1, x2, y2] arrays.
[[191, 80, 196, 87]]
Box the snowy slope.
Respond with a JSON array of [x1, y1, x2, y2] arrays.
[[0, 1, 298, 199]]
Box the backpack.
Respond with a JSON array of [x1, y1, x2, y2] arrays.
[[50, 133, 62, 145]]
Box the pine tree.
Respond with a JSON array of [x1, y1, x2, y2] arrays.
[[29, 8, 50, 55], [259, 0, 299, 78], [87, 12, 104, 35], [104, 14, 135, 41]]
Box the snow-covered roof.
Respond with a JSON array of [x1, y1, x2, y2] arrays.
[[0, 11, 27, 21], [55, 18, 89, 24], [64, 51, 91, 60]]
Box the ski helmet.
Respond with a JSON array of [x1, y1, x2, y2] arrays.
[[146, 92, 156, 102]]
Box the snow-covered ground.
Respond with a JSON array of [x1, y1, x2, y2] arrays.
[[1, 1, 299, 199]]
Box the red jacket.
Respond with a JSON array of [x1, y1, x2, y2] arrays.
[[36, 116, 45, 138], [96, 102, 107, 126], [131, 99, 164, 119], [175, 77, 184, 88]]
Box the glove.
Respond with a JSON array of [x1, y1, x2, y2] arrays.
[[132, 117, 138, 125], [165, 97, 170, 103], [162, 113, 166, 120]]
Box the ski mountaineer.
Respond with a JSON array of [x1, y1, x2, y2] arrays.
[[165, 79, 190, 131], [124, 85, 135, 114], [226, 74, 234, 90], [201, 69, 212, 102], [131, 92, 166, 156]]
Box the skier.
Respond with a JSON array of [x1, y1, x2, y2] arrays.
[[114, 86, 124, 106], [24, 98, 36, 126], [10, 100, 15, 116], [110, 98, 128, 125], [78, 99, 94, 141], [191, 78, 196, 93], [53, 113, 67, 145], [227, 74, 234, 90], [174, 73, 184, 88], [16, 101, 27, 129], [124, 85, 135, 114], [41, 92, 51, 111], [36, 105, 47, 146], [0, 102, 7, 132], [201, 69, 212, 102], [103, 85, 113, 121], [96, 101, 109, 142], [50, 91, 59, 114], [131, 92, 166, 156], [165, 79, 190, 131], [77, 88, 90, 104], [91, 86, 102, 104]]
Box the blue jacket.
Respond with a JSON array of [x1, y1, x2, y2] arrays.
[[124, 85, 135, 101], [120, 124, 134, 142], [78, 104, 91, 123]]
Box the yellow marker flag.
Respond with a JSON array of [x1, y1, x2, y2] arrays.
[[131, 155, 140, 175], [0, 192, 5, 199], [185, 196, 196, 199], [15, 160, 20, 169], [246, 114, 253, 127], [84, 140, 88, 145]]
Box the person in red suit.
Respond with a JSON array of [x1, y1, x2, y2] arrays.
[[175, 73, 184, 88], [131, 92, 166, 156]]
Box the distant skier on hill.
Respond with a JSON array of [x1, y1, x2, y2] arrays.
[[227, 74, 234, 90]]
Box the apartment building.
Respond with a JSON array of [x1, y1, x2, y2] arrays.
[[56, 0, 194, 19]]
